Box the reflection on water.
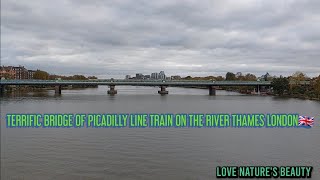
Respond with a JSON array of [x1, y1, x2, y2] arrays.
[[1, 86, 320, 180]]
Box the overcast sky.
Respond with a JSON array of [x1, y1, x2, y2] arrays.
[[1, 0, 320, 78]]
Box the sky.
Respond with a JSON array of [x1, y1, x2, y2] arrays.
[[1, 0, 320, 78]]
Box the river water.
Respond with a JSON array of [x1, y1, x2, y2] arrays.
[[1, 86, 320, 180]]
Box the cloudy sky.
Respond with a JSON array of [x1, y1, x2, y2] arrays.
[[1, 0, 320, 78]]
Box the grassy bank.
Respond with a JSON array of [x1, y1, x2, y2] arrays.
[[2, 85, 98, 92]]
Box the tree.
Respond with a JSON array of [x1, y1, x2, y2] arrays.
[[314, 75, 320, 98], [288, 71, 307, 92], [271, 77, 289, 95], [264, 72, 273, 81], [33, 70, 49, 80], [49, 74, 60, 80], [225, 72, 236, 81], [236, 72, 243, 78], [72, 75, 87, 80], [216, 76, 224, 81], [88, 76, 98, 79], [184, 76, 192, 80], [291, 71, 306, 84], [202, 76, 214, 80], [2, 73, 13, 79], [244, 73, 257, 81], [237, 75, 245, 81]]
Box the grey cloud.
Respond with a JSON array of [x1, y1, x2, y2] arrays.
[[1, 0, 320, 78]]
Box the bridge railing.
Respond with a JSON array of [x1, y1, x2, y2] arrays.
[[0, 79, 113, 82], [0, 79, 273, 84], [0, 79, 310, 85]]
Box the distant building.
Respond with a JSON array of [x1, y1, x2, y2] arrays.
[[13, 66, 28, 79], [136, 73, 144, 79], [0, 66, 16, 79], [1, 65, 38, 79], [171, 75, 181, 80], [158, 71, 166, 80], [264, 72, 272, 81], [28, 70, 36, 79], [258, 72, 272, 81], [125, 75, 131, 79], [151, 72, 158, 79], [144, 75, 150, 79]]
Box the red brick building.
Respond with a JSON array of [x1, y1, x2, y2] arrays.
[[1, 65, 36, 79], [0, 66, 16, 79]]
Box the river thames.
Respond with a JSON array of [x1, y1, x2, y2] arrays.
[[1, 86, 320, 180]]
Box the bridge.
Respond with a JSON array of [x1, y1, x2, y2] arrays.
[[0, 79, 309, 95]]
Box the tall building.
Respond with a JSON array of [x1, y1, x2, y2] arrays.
[[28, 70, 36, 79], [13, 66, 28, 79], [144, 75, 150, 79], [158, 71, 166, 80], [136, 73, 144, 79], [151, 73, 158, 79]]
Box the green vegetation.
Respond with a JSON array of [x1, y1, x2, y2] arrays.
[[48, 74, 95, 80], [33, 70, 49, 80], [32, 69, 97, 81], [271, 72, 320, 100], [226, 72, 236, 81], [315, 76, 320, 99], [49, 74, 98, 88], [271, 76, 289, 96], [32, 70, 98, 89], [2, 73, 13, 79], [180, 71, 319, 100]]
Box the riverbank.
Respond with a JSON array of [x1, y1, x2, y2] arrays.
[[183, 86, 320, 101], [271, 94, 320, 101], [2, 85, 98, 93], [235, 90, 320, 101]]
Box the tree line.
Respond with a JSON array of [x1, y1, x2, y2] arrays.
[[181, 71, 320, 99], [32, 70, 97, 80], [271, 73, 320, 99], [31, 70, 98, 89], [182, 72, 262, 81], [32, 70, 320, 99]]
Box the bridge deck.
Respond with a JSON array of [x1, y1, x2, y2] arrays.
[[0, 79, 311, 86], [0, 80, 274, 86]]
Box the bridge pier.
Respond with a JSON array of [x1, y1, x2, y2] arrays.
[[55, 85, 62, 94], [256, 85, 260, 95], [0, 85, 4, 95], [158, 86, 168, 95], [209, 86, 216, 96], [108, 85, 117, 95]]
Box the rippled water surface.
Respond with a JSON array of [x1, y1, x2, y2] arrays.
[[1, 86, 320, 180]]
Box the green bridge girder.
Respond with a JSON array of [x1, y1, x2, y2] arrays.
[[0, 79, 310, 86]]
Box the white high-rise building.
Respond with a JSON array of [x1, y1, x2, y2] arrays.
[[151, 72, 158, 79], [158, 71, 166, 80]]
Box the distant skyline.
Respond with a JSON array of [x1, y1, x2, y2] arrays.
[[2, 0, 320, 79]]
